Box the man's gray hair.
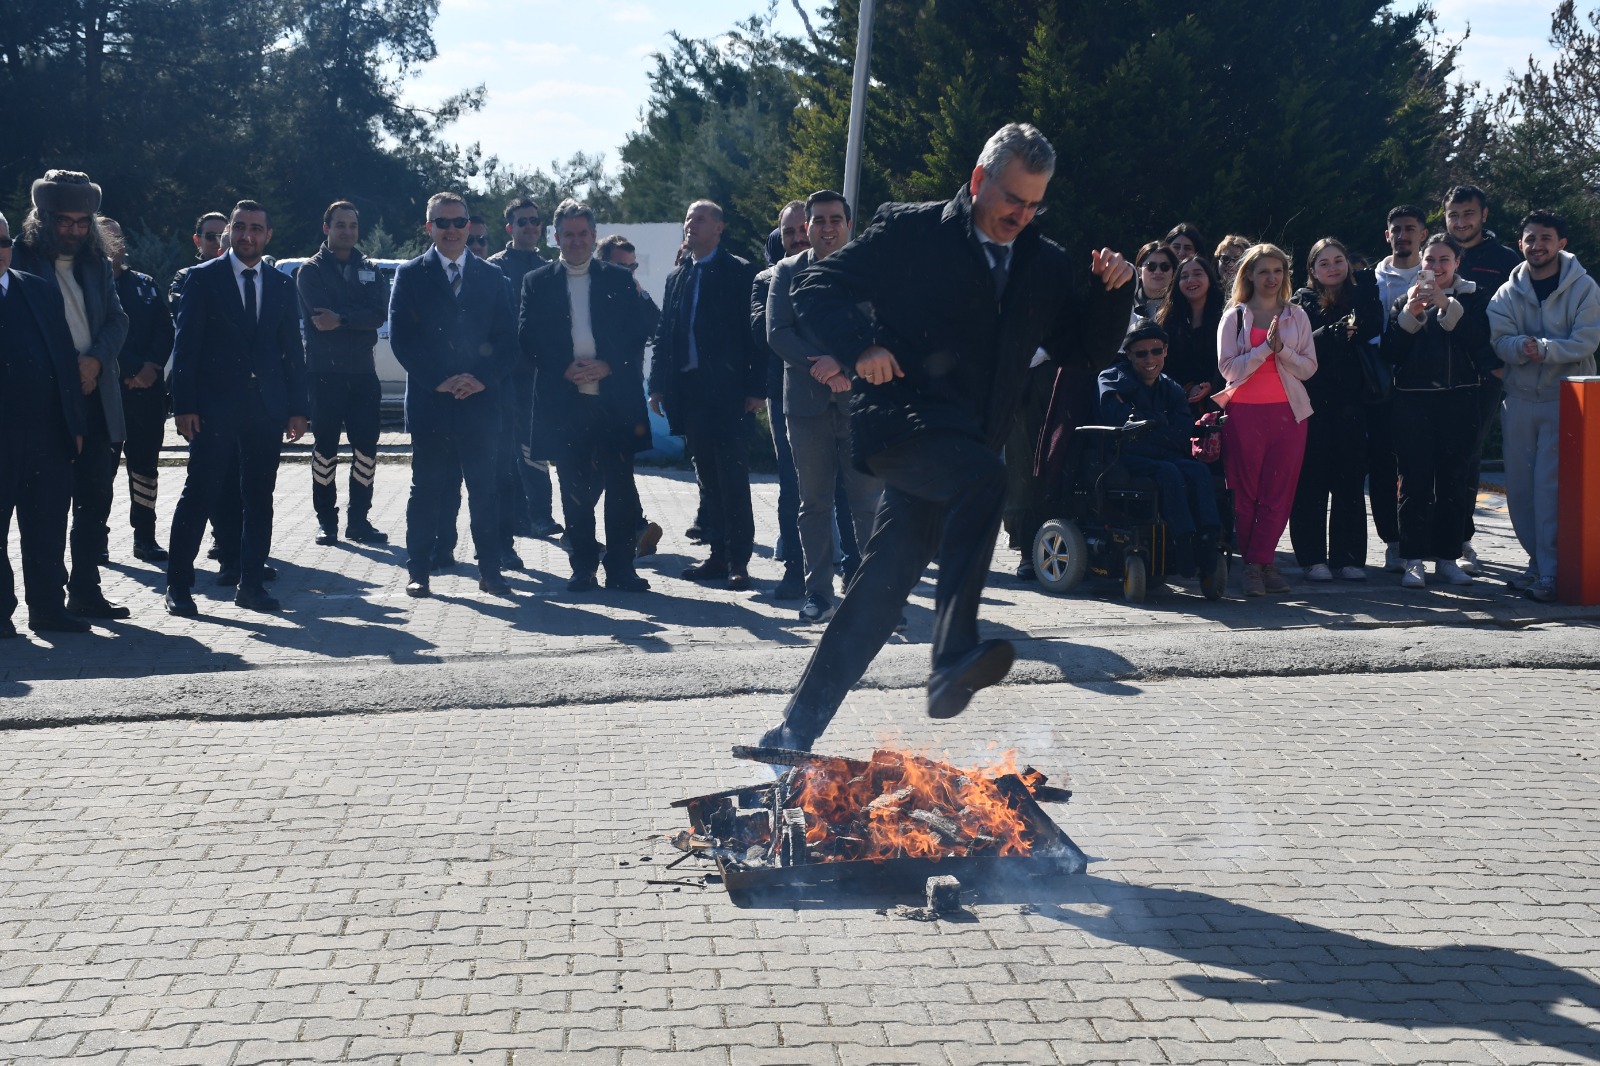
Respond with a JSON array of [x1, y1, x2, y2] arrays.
[[0, 211, 8, 232], [976, 123, 1056, 179], [552, 198, 596, 232]]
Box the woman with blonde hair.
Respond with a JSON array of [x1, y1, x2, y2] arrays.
[[1214, 234, 1252, 291], [1215, 244, 1318, 596]]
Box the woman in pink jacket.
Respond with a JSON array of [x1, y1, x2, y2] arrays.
[[1215, 244, 1318, 596]]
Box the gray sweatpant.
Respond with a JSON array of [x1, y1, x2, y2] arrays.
[[1501, 394, 1560, 581]]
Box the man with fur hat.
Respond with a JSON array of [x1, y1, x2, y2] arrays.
[[11, 169, 131, 622]]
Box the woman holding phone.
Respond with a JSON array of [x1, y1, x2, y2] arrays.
[[1215, 244, 1318, 596]]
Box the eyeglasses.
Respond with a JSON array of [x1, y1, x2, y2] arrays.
[[513, 216, 542, 228], [1129, 346, 1167, 359], [0, 236, 12, 249], [1140, 261, 1173, 273], [1217, 254, 1241, 265], [199, 232, 225, 243], [1000, 191, 1048, 216], [467, 235, 488, 245], [429, 217, 470, 230], [54, 215, 93, 232]]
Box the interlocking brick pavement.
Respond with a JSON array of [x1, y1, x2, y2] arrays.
[[2, 669, 1598, 1064]]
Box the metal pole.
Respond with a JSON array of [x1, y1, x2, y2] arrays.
[[843, 0, 875, 216]]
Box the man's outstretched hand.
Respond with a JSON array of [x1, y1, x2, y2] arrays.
[[1090, 248, 1134, 291]]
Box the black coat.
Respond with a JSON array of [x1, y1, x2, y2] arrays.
[[519, 260, 652, 460], [1, 268, 86, 453], [113, 268, 174, 381], [1097, 360, 1193, 461], [1291, 281, 1384, 411], [648, 248, 764, 440], [388, 250, 517, 435], [170, 253, 308, 425], [1381, 281, 1497, 393], [295, 244, 389, 375], [12, 242, 129, 442], [789, 183, 1131, 467]]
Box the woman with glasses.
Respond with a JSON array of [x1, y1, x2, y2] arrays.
[[1380, 233, 1497, 590], [1213, 234, 1251, 292], [1132, 241, 1178, 321], [1215, 244, 1318, 597], [1157, 255, 1226, 412], [1289, 238, 1384, 581]]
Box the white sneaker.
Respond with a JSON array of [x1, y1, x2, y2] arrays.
[[1459, 540, 1482, 575], [1338, 566, 1367, 581], [1384, 543, 1403, 573], [1434, 559, 1474, 585], [1306, 563, 1333, 582], [1401, 560, 1426, 589]]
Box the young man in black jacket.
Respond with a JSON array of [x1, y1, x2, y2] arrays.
[[296, 201, 391, 545], [757, 123, 1134, 750]]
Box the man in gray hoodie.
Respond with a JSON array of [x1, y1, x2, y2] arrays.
[[1486, 210, 1600, 602]]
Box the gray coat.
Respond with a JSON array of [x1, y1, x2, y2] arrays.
[[766, 249, 848, 419], [12, 243, 128, 441]]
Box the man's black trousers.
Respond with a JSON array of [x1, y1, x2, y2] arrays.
[[557, 396, 643, 578], [309, 372, 382, 531], [118, 382, 166, 540], [407, 422, 500, 582], [67, 396, 119, 599], [167, 403, 283, 593], [780, 431, 1006, 743], [0, 437, 72, 623]]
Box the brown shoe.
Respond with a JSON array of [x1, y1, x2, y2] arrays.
[[1262, 564, 1290, 594], [1241, 563, 1266, 597], [636, 521, 663, 559]]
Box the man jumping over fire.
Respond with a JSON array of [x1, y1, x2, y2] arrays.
[[756, 122, 1135, 752]]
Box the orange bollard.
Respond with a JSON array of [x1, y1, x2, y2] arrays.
[[1557, 376, 1600, 605]]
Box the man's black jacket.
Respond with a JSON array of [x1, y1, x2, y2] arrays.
[[790, 183, 1131, 466], [295, 244, 389, 375], [114, 268, 174, 382], [648, 248, 764, 441], [519, 259, 652, 461]]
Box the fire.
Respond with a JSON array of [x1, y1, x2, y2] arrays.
[[788, 749, 1039, 863]]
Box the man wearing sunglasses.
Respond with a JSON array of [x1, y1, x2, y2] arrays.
[[0, 211, 89, 637], [11, 170, 131, 624], [389, 192, 518, 599], [169, 213, 230, 310]]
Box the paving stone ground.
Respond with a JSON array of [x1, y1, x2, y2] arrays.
[[1, 670, 1597, 1065]]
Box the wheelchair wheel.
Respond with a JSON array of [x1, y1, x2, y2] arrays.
[[1123, 554, 1148, 603], [1033, 518, 1088, 594], [1200, 551, 1228, 601]]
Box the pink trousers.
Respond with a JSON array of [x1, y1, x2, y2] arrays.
[[1223, 402, 1308, 565]]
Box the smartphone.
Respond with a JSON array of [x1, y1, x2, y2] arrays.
[[1419, 268, 1435, 286]]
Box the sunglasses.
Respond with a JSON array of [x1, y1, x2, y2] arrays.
[[1217, 254, 1241, 265], [429, 217, 470, 230], [0, 236, 12, 249], [514, 216, 542, 228], [467, 235, 488, 245], [1129, 346, 1167, 359], [199, 232, 225, 243], [1140, 261, 1173, 272], [621, 262, 638, 272]]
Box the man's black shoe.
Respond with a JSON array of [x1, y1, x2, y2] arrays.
[[346, 522, 388, 544], [927, 639, 1016, 720], [430, 553, 456, 573], [234, 586, 281, 612], [66, 594, 131, 620], [131, 537, 168, 562], [164, 588, 199, 617], [96, 548, 111, 566], [0, 619, 20, 639], [605, 571, 650, 592], [218, 564, 276, 588], [31, 611, 91, 634], [685, 524, 710, 545], [772, 567, 805, 601], [530, 517, 564, 539], [503, 548, 525, 570], [681, 558, 729, 582], [1015, 559, 1036, 582], [757, 722, 812, 753], [315, 527, 339, 546], [206, 540, 221, 561], [478, 574, 515, 597], [727, 570, 752, 591], [405, 579, 430, 598], [567, 571, 597, 592]]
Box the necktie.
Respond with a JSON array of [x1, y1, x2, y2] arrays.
[[679, 262, 702, 370], [986, 243, 1010, 300], [449, 260, 462, 298], [242, 268, 257, 322]]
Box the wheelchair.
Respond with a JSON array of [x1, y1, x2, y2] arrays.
[[1031, 419, 1229, 603]]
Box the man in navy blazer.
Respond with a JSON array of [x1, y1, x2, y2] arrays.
[[0, 213, 89, 637], [389, 192, 518, 598], [164, 200, 309, 616]]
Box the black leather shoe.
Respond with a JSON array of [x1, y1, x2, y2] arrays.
[[215, 566, 241, 588], [478, 574, 514, 597], [771, 568, 805, 600], [66, 594, 131, 620], [1015, 559, 1036, 582], [131, 537, 168, 562], [164, 588, 199, 617], [503, 549, 525, 571], [261, 564, 278, 583], [315, 528, 339, 546], [0, 619, 20, 639], [405, 579, 430, 598], [31, 611, 91, 634], [97, 549, 111, 566], [927, 639, 1016, 720], [685, 524, 710, 545], [234, 586, 281, 612], [604, 571, 650, 592], [346, 523, 388, 545], [757, 722, 812, 753], [430, 553, 456, 573], [681, 558, 729, 582], [530, 517, 564, 539], [567, 571, 597, 592], [727, 571, 752, 591]]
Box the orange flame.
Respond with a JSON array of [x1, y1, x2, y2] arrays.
[[787, 749, 1039, 863]]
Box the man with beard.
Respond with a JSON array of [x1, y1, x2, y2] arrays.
[[11, 170, 130, 621], [755, 124, 1134, 751]]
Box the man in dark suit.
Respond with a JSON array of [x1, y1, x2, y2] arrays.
[[520, 199, 652, 592], [647, 199, 765, 589], [757, 124, 1135, 750], [164, 200, 309, 616], [389, 192, 518, 599], [0, 213, 89, 636]]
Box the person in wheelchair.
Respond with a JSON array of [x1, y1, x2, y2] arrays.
[[1097, 318, 1223, 581]]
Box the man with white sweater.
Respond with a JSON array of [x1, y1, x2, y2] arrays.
[[1486, 210, 1600, 603], [519, 200, 654, 592]]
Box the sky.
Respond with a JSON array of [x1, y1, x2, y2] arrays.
[[401, 0, 1565, 187]]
